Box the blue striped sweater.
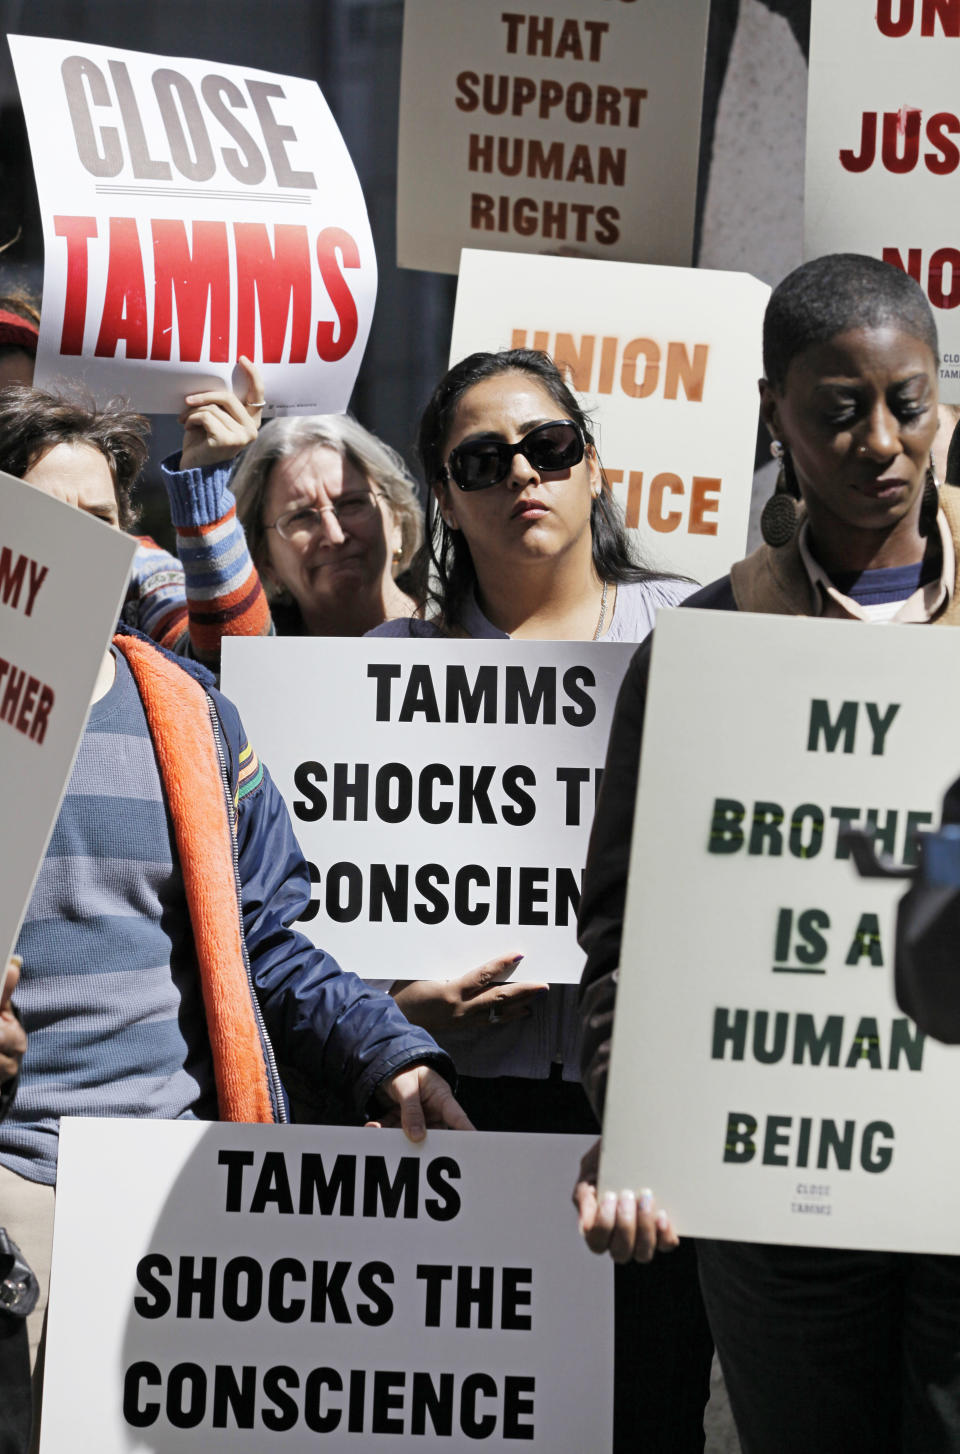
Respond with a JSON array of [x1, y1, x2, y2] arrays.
[[0, 648, 216, 1184]]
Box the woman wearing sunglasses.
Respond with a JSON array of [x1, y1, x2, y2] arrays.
[[377, 348, 691, 643], [229, 413, 423, 637], [372, 348, 710, 1452]]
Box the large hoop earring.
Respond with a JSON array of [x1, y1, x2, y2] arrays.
[[920, 452, 940, 535], [760, 440, 801, 547]]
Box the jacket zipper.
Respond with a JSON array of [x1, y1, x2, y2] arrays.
[[207, 696, 287, 1123]]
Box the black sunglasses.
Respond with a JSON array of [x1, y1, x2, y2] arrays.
[[442, 419, 586, 491]]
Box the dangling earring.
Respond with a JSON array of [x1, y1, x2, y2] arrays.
[[760, 440, 801, 547], [919, 452, 940, 536]]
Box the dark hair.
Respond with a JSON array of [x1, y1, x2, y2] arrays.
[[0, 384, 149, 529], [0, 287, 40, 332], [946, 413, 960, 488], [0, 287, 40, 373], [412, 347, 669, 627], [763, 253, 939, 391]]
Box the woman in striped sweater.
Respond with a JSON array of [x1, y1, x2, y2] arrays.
[[138, 355, 272, 666], [0, 290, 269, 673]]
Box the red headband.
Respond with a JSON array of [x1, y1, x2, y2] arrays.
[[0, 310, 38, 354]]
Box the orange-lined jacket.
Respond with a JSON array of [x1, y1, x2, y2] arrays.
[[114, 628, 452, 1124]]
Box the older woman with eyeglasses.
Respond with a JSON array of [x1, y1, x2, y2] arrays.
[[230, 414, 423, 637]]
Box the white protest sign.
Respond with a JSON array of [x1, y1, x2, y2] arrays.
[[397, 0, 709, 274], [805, 2, 960, 402], [8, 35, 376, 415], [449, 250, 769, 582], [221, 636, 635, 984], [600, 609, 960, 1253], [0, 473, 135, 973], [41, 1119, 611, 1452]]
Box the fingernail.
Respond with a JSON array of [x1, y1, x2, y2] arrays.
[[207, 436, 216, 447], [656, 1209, 669, 1230], [638, 1188, 653, 1213], [600, 1192, 617, 1217], [617, 1190, 635, 1216], [509, 954, 524, 965]]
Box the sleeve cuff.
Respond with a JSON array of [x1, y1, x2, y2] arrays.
[[0, 1073, 17, 1122], [359, 1048, 457, 1119], [161, 453, 237, 528]]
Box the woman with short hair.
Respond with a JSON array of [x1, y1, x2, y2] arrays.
[[577, 252, 960, 1453]]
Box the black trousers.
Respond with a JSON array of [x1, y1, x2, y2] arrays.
[[457, 1072, 714, 1453], [698, 1238, 960, 1454], [0, 1314, 30, 1454]]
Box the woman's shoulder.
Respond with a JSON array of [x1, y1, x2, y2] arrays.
[[639, 575, 702, 608], [365, 617, 446, 638], [608, 574, 700, 641]]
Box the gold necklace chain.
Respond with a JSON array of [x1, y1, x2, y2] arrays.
[[593, 579, 609, 641]]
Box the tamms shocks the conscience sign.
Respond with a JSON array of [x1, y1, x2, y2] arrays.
[[40, 1122, 612, 1451]]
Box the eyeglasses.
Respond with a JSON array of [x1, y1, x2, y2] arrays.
[[266, 491, 385, 543], [442, 419, 585, 491]]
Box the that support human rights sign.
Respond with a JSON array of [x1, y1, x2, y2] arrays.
[[397, 0, 709, 273]]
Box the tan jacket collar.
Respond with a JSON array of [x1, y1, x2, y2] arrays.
[[730, 485, 960, 625]]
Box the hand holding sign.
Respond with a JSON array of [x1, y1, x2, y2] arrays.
[[573, 1138, 677, 1264], [178, 355, 265, 469], [390, 953, 549, 1032], [370, 1064, 475, 1141], [0, 957, 26, 1085]]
